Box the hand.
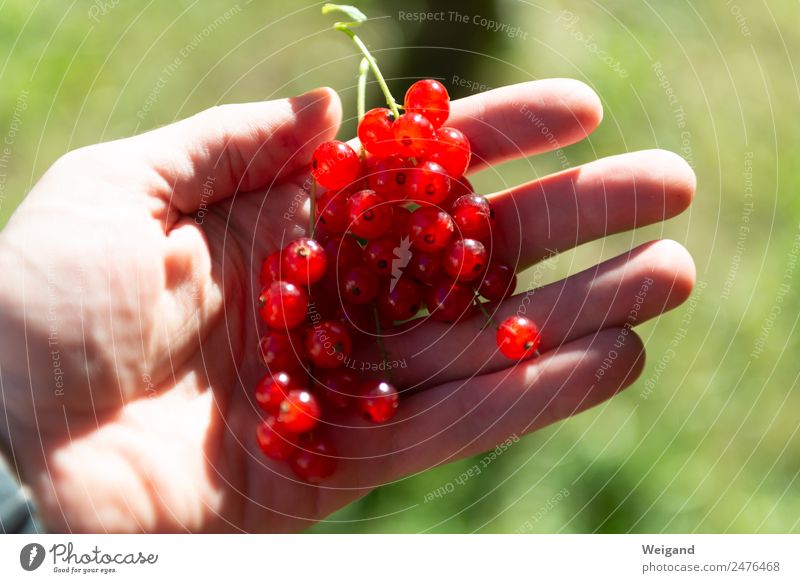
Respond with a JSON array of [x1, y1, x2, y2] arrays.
[[0, 80, 695, 532]]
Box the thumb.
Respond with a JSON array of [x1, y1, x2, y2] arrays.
[[136, 87, 342, 214]]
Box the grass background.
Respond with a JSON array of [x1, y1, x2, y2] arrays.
[[1, 0, 798, 532]]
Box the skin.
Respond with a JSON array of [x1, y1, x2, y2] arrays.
[[0, 80, 696, 533]]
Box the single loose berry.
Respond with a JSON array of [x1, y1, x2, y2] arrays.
[[479, 261, 517, 301], [393, 112, 435, 157], [408, 206, 455, 252], [258, 280, 309, 330], [404, 79, 450, 128], [346, 189, 394, 240], [282, 238, 327, 287], [305, 320, 353, 369], [259, 251, 282, 288], [278, 389, 321, 433], [290, 437, 338, 484], [358, 108, 395, 157], [443, 238, 487, 282], [406, 160, 451, 206], [359, 380, 399, 423], [378, 277, 423, 322], [428, 127, 471, 177], [364, 237, 399, 277], [255, 371, 304, 415], [340, 265, 379, 305], [311, 140, 360, 190], [452, 194, 493, 241], [425, 279, 476, 322], [256, 417, 300, 461], [258, 330, 304, 371], [496, 316, 541, 360]]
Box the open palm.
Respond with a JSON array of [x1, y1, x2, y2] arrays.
[[0, 81, 695, 532]]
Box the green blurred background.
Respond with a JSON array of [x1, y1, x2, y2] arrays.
[[1, 0, 798, 532]]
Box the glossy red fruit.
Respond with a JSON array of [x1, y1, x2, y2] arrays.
[[258, 280, 309, 329], [254, 371, 304, 414], [278, 389, 321, 433], [443, 175, 474, 210], [378, 277, 423, 322], [317, 189, 350, 234], [311, 140, 360, 190], [282, 238, 327, 287], [314, 368, 358, 409], [259, 251, 282, 287], [425, 279, 476, 322], [359, 380, 399, 423], [364, 237, 398, 277], [479, 261, 517, 301], [406, 160, 451, 206], [443, 238, 487, 282], [452, 194, 493, 241], [258, 330, 304, 371], [256, 417, 300, 461], [305, 320, 353, 369], [428, 127, 471, 177], [496, 316, 541, 359], [290, 437, 338, 484], [406, 250, 443, 285], [404, 79, 450, 128], [358, 107, 395, 157], [346, 189, 394, 239], [340, 265, 379, 305], [321, 235, 363, 276], [393, 112, 435, 157], [408, 206, 455, 252], [388, 205, 412, 239], [366, 155, 409, 202]]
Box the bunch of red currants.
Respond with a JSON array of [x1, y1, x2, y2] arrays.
[[254, 79, 541, 483]]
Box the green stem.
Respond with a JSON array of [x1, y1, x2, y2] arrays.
[[309, 178, 316, 238], [474, 293, 499, 330], [337, 27, 400, 119], [357, 57, 369, 122], [372, 305, 396, 383]]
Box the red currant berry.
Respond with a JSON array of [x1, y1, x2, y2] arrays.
[[358, 108, 395, 157], [314, 368, 358, 409], [408, 206, 455, 252], [256, 416, 299, 461], [496, 316, 541, 360], [258, 280, 309, 330], [406, 160, 451, 206], [311, 140, 360, 190], [346, 189, 394, 240], [478, 261, 517, 301], [259, 251, 282, 288], [406, 250, 443, 285], [364, 237, 398, 277], [359, 380, 399, 423], [366, 155, 410, 202], [254, 371, 303, 415], [443, 175, 474, 210], [428, 127, 471, 177], [452, 194, 493, 241], [257, 330, 304, 371], [393, 112, 435, 157], [340, 265, 379, 305], [443, 238, 487, 282], [404, 79, 450, 128], [321, 235, 363, 276], [305, 320, 353, 369], [388, 205, 412, 239], [290, 437, 338, 484], [282, 238, 327, 287], [317, 189, 350, 234], [425, 279, 476, 322], [378, 277, 424, 322], [335, 302, 382, 335], [278, 389, 321, 433]]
